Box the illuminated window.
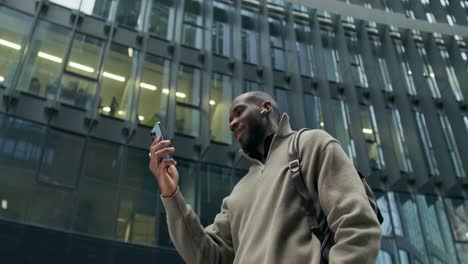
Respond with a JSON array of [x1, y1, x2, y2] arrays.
[[175, 64, 201, 137], [360, 105, 385, 169], [210, 72, 232, 144]]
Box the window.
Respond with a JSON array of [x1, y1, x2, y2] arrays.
[[417, 46, 441, 98], [0, 115, 46, 222], [388, 192, 404, 236], [393, 39, 417, 95], [332, 100, 356, 163], [269, 17, 286, 71], [83, 139, 120, 184], [199, 164, 234, 226], [295, 23, 315, 77], [175, 64, 201, 137], [210, 72, 232, 144], [60, 33, 104, 109], [304, 94, 323, 129], [28, 186, 74, 229], [274, 87, 289, 115], [241, 8, 260, 64], [445, 198, 468, 241], [38, 129, 85, 188], [0, 7, 33, 88], [149, 0, 176, 39], [137, 53, 170, 126], [360, 105, 385, 169], [398, 250, 410, 264], [377, 250, 393, 264], [415, 111, 439, 176], [51, 0, 115, 20], [244, 80, 260, 92], [371, 37, 392, 91], [376, 193, 393, 236], [321, 29, 341, 82], [396, 193, 427, 258], [389, 109, 413, 173], [347, 33, 368, 88], [99, 43, 139, 119], [116, 0, 143, 29], [438, 113, 465, 177], [212, 2, 232, 57], [17, 20, 71, 98], [182, 0, 204, 49], [440, 47, 464, 101]]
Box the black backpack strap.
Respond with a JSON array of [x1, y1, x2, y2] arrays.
[[288, 129, 321, 237]]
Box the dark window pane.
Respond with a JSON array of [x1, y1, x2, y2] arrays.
[[377, 250, 393, 264], [73, 177, 117, 238], [445, 198, 468, 241], [116, 0, 143, 29], [212, 2, 232, 57], [38, 130, 85, 188], [199, 164, 233, 226], [83, 139, 120, 184], [182, 0, 203, 49], [149, 0, 176, 39], [0, 7, 33, 88], [244, 80, 260, 92], [241, 9, 259, 64], [274, 87, 289, 115], [116, 189, 158, 246], [123, 147, 158, 194], [17, 20, 71, 98], [376, 193, 393, 236], [177, 65, 201, 106], [396, 193, 427, 258], [304, 94, 322, 129]]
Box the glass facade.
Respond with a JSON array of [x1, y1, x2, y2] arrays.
[[0, 0, 467, 263]]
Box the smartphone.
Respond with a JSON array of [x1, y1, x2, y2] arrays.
[[151, 122, 172, 160]]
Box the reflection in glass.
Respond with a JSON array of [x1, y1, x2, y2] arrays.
[[99, 43, 139, 119], [182, 0, 204, 49], [415, 195, 445, 252], [346, 33, 368, 88], [388, 108, 413, 173], [177, 159, 198, 207], [0, 7, 32, 88], [28, 186, 74, 229], [387, 192, 403, 236], [332, 100, 356, 163], [116, 189, 158, 246], [398, 249, 410, 264], [212, 2, 232, 57], [38, 130, 85, 188], [116, 0, 143, 29], [199, 164, 233, 226], [73, 177, 117, 238], [149, 0, 176, 39], [59, 34, 104, 109], [304, 94, 323, 129], [175, 64, 201, 137], [445, 198, 468, 241], [371, 37, 392, 92], [51, 0, 115, 19], [393, 39, 417, 95], [321, 29, 341, 82], [274, 87, 289, 115], [0, 115, 45, 222], [244, 80, 260, 92], [269, 17, 285, 70], [415, 111, 439, 176], [138, 54, 170, 126], [376, 250, 393, 264], [376, 193, 393, 236], [396, 193, 427, 259], [440, 47, 464, 101], [418, 45, 441, 99], [360, 105, 385, 169], [83, 139, 120, 184], [210, 72, 232, 144], [438, 113, 465, 178], [124, 147, 159, 194], [241, 9, 260, 64], [17, 20, 71, 98], [295, 23, 315, 77]]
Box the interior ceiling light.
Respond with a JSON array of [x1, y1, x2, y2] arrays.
[[0, 39, 21, 50], [38, 51, 63, 63], [103, 72, 126, 82], [140, 82, 157, 90]]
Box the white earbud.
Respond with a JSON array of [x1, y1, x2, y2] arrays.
[[260, 109, 267, 115]]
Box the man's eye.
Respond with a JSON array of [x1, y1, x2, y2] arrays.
[[236, 109, 243, 116]]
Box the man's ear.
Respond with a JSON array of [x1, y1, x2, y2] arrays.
[[262, 101, 273, 113]]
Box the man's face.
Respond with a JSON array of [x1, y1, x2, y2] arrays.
[[229, 97, 266, 154]]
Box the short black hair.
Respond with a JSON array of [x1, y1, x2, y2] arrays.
[[243, 91, 280, 122]]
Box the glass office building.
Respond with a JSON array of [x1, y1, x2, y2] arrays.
[[0, 0, 467, 263]]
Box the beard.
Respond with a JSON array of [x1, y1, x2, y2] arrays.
[[239, 119, 266, 155]]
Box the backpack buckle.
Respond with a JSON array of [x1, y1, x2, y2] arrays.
[[288, 159, 300, 172]]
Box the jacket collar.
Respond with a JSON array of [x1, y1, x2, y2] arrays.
[[239, 113, 294, 164]]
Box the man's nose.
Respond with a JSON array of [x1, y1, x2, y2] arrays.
[[229, 119, 238, 132]]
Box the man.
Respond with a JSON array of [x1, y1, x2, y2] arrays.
[[149, 91, 382, 263]]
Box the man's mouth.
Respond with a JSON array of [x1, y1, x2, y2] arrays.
[[235, 129, 244, 141]]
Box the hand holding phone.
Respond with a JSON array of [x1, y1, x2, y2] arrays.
[[149, 122, 178, 197]]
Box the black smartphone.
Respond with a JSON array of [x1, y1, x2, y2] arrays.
[[151, 122, 172, 160]]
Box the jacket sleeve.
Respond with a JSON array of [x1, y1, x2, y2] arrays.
[[161, 188, 234, 264], [301, 132, 382, 264]]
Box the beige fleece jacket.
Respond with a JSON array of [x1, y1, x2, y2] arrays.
[[161, 114, 382, 264]]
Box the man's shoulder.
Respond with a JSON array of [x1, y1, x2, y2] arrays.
[[299, 129, 337, 145]]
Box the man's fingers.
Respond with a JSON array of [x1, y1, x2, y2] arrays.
[[150, 139, 171, 153], [153, 147, 175, 161], [161, 158, 177, 168], [150, 136, 162, 149]]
